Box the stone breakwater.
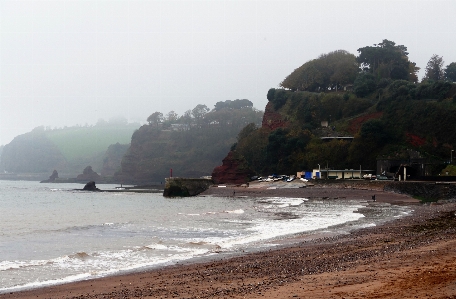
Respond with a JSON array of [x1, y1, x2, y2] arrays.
[[163, 177, 213, 197]]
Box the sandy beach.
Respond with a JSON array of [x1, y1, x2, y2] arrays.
[[3, 182, 456, 299]]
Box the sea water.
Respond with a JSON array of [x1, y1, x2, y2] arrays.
[[0, 180, 411, 293]]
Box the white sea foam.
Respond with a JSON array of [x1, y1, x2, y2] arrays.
[[225, 209, 244, 214], [0, 273, 92, 294], [0, 260, 49, 271], [145, 243, 169, 250], [0, 181, 412, 293]]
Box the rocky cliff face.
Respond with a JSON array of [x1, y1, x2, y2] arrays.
[[261, 102, 288, 130], [211, 151, 254, 184], [101, 143, 129, 177]]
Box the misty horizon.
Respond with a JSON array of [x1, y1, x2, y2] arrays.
[[1, 0, 455, 146]]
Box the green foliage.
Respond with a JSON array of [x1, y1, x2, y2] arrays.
[[414, 81, 453, 100], [235, 127, 269, 173], [424, 54, 445, 81], [359, 119, 391, 145], [305, 138, 351, 170], [270, 89, 288, 110], [357, 39, 416, 81], [147, 111, 163, 126], [237, 123, 257, 141], [440, 165, 456, 176], [239, 81, 456, 176], [214, 99, 253, 111], [267, 88, 276, 101], [281, 50, 358, 92], [233, 41, 455, 177], [445, 62, 456, 82], [353, 73, 376, 97]]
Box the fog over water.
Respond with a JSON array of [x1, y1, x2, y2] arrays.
[[1, 0, 455, 145]]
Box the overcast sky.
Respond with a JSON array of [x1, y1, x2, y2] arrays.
[[1, 0, 455, 145]]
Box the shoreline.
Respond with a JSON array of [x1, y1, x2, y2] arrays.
[[4, 185, 456, 298]]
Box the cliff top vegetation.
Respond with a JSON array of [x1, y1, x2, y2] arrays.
[[234, 39, 456, 177]]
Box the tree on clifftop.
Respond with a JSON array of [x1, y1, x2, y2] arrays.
[[423, 54, 445, 81], [192, 104, 210, 126], [357, 39, 418, 82], [445, 62, 456, 82], [280, 50, 358, 92], [147, 112, 163, 127]]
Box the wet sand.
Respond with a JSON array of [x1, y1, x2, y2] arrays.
[[4, 183, 456, 299]]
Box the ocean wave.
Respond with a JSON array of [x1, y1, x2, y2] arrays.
[[144, 243, 168, 250], [0, 251, 96, 272], [224, 209, 244, 214], [68, 252, 91, 259], [0, 260, 49, 271]]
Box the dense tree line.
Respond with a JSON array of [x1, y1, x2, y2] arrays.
[[280, 50, 358, 92], [233, 40, 456, 176]]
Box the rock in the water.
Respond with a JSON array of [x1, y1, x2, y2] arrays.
[[40, 169, 59, 183], [211, 151, 254, 184], [49, 169, 59, 181], [77, 166, 101, 181], [82, 181, 100, 191]]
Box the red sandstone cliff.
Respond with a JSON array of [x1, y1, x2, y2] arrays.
[[261, 102, 288, 130], [211, 151, 254, 184]]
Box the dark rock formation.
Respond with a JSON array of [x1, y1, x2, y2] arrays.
[[211, 151, 255, 184], [40, 169, 59, 183], [82, 181, 100, 191], [163, 178, 213, 197], [49, 169, 59, 181], [76, 166, 101, 181]]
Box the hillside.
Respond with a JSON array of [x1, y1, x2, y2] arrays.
[[0, 123, 138, 176], [230, 41, 456, 179], [115, 104, 263, 184], [231, 82, 456, 178]]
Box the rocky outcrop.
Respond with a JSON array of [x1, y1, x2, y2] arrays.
[[163, 177, 213, 197], [82, 181, 100, 191], [211, 151, 254, 184], [49, 169, 59, 181], [76, 166, 101, 181], [40, 169, 59, 183]]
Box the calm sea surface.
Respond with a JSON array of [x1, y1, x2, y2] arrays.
[[0, 180, 412, 293]]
